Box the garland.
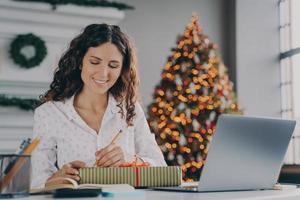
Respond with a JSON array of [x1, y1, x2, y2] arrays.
[[0, 95, 40, 111], [13, 0, 134, 10], [9, 33, 47, 69]]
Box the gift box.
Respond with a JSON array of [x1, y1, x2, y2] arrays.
[[79, 166, 182, 187]]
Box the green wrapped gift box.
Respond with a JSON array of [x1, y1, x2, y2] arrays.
[[79, 166, 182, 187]]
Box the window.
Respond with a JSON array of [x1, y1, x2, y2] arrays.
[[279, 0, 300, 164]]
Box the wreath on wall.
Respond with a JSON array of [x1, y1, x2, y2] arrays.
[[9, 33, 47, 69], [0, 95, 40, 111]]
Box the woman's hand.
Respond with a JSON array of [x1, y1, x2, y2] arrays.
[[95, 144, 127, 167], [45, 160, 86, 186]]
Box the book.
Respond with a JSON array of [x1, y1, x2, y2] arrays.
[[30, 177, 135, 194]]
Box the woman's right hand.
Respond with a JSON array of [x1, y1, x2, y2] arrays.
[[45, 160, 86, 186]]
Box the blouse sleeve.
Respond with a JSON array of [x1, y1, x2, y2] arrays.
[[134, 102, 167, 166], [30, 105, 58, 188]]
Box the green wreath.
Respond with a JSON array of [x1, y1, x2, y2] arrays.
[[9, 33, 47, 69]]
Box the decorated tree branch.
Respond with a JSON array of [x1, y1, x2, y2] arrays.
[[13, 0, 134, 10]]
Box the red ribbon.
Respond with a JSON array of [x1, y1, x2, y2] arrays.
[[135, 167, 139, 187]]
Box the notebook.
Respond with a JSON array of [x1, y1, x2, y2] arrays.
[[30, 177, 135, 194]]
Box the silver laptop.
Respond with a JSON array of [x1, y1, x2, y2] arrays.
[[154, 114, 296, 192]]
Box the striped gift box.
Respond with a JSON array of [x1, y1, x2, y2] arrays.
[[79, 166, 182, 187]]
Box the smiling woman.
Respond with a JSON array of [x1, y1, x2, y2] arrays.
[[30, 24, 167, 189]]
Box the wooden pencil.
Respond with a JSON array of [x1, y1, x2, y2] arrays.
[[110, 130, 123, 144]]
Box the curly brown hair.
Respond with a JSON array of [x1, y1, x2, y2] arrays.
[[40, 24, 140, 126]]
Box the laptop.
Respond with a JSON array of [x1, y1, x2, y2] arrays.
[[153, 114, 296, 192]]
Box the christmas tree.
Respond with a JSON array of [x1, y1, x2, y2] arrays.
[[147, 14, 242, 181]]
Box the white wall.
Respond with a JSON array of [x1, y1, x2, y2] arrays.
[[118, 0, 229, 111], [236, 0, 281, 117], [3, 0, 284, 152]]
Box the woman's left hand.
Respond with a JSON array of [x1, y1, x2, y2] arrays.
[[95, 144, 126, 167]]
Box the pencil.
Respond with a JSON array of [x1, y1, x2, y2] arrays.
[[23, 138, 40, 155], [110, 130, 123, 144], [93, 130, 123, 167]]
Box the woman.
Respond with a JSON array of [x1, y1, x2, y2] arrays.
[[31, 24, 166, 188]]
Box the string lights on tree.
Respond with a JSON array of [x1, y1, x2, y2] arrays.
[[147, 14, 242, 181]]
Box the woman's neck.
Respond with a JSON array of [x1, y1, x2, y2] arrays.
[[74, 89, 108, 113]]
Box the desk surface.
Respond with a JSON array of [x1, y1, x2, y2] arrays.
[[3, 189, 300, 200]]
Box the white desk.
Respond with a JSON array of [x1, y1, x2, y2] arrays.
[[3, 189, 300, 200]]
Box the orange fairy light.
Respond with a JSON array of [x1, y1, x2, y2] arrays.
[[192, 69, 199, 75], [158, 90, 165, 96], [151, 107, 157, 113], [166, 73, 174, 80], [160, 115, 166, 120], [188, 53, 194, 59], [207, 105, 214, 110], [174, 64, 180, 70], [178, 95, 188, 102], [174, 52, 181, 59], [158, 121, 166, 129], [200, 128, 206, 134], [192, 77, 198, 83], [174, 117, 181, 123], [158, 101, 165, 108], [177, 86, 183, 91], [160, 133, 166, 139], [165, 143, 172, 149]]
